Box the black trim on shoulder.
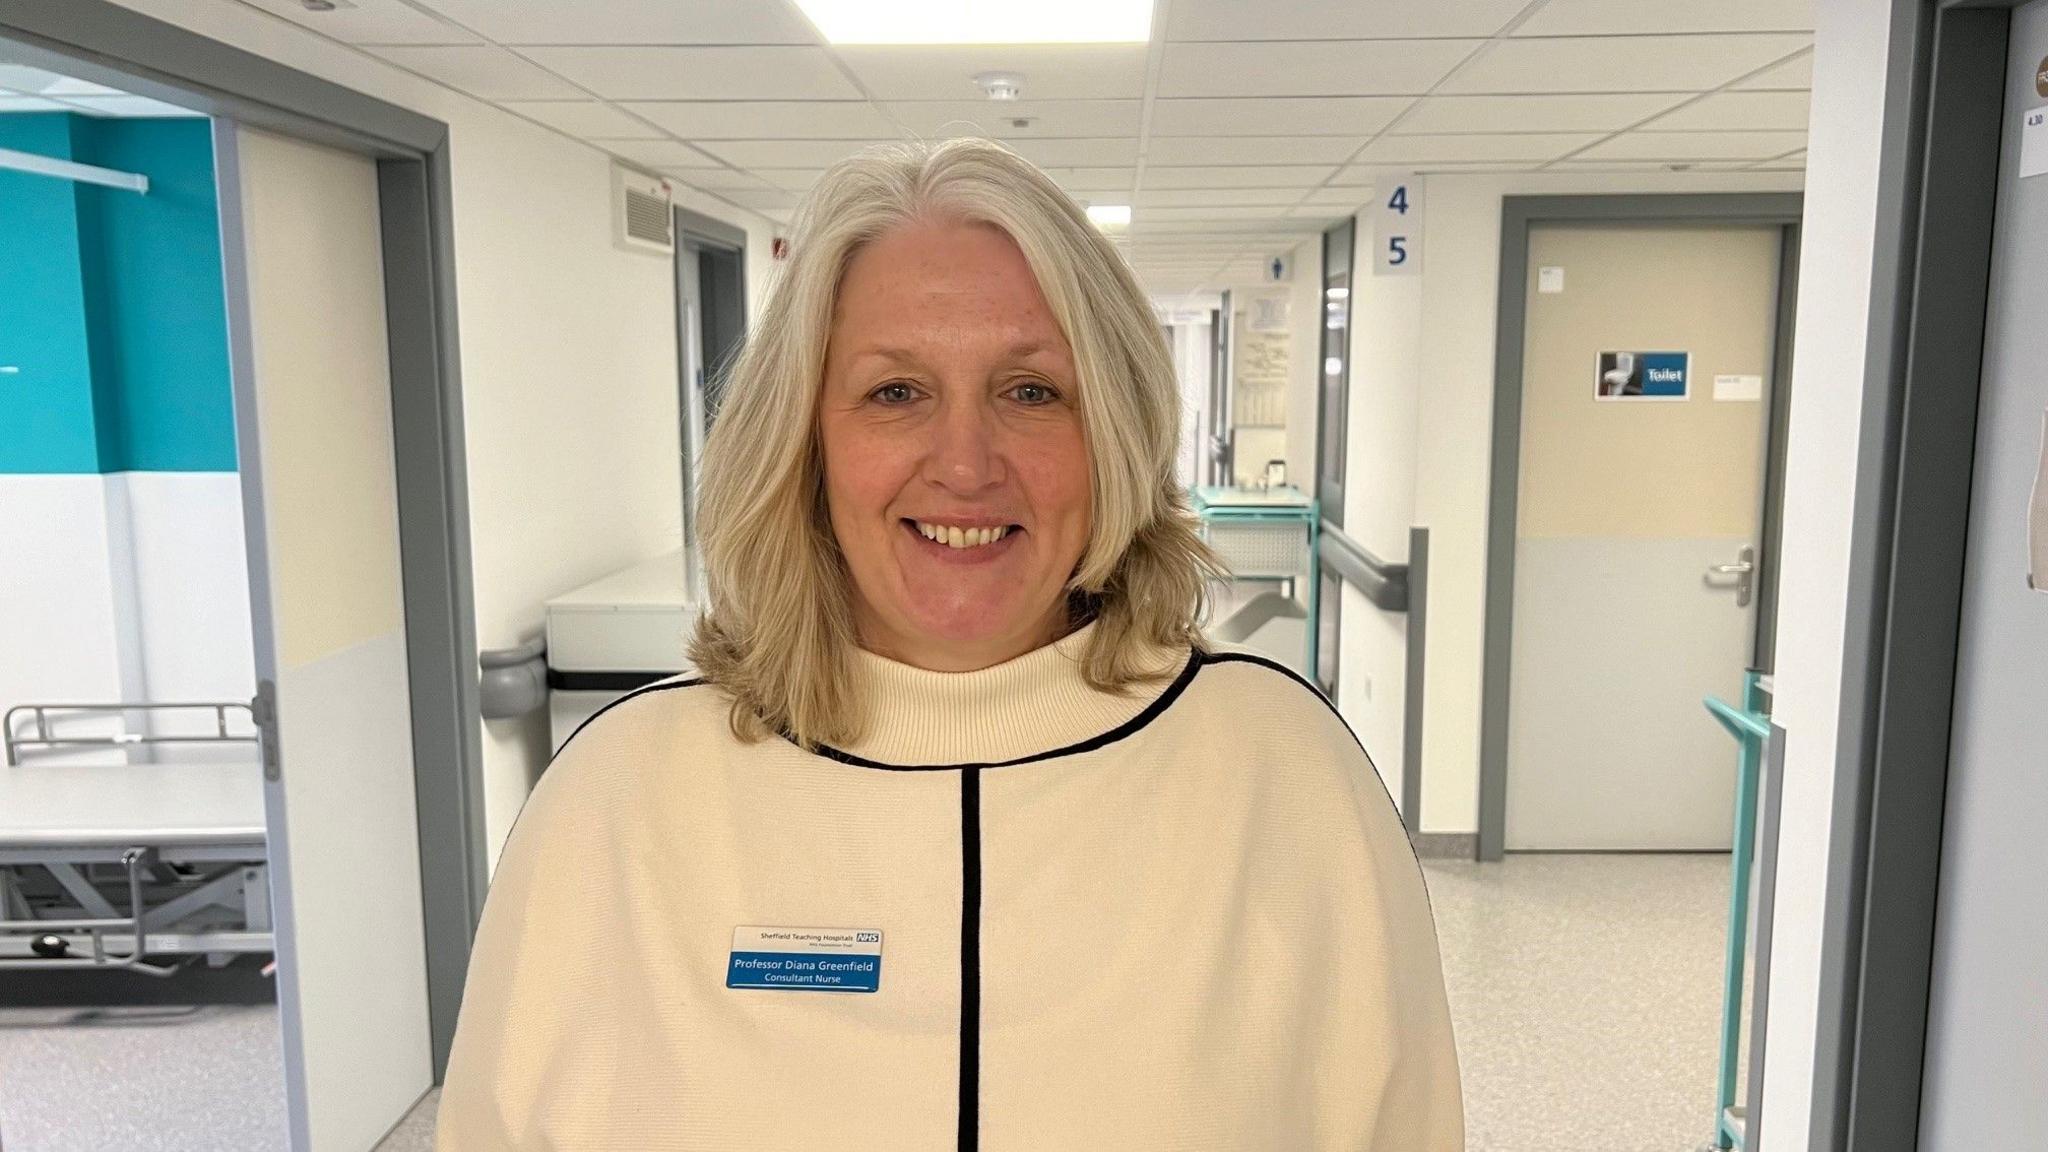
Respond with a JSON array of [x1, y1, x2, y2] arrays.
[[806, 648, 1205, 771], [1193, 650, 1429, 883], [546, 668, 679, 692], [548, 677, 708, 770]]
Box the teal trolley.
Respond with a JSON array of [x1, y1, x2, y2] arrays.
[[1189, 484, 1320, 676]]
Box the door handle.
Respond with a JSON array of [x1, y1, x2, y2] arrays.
[[1707, 546, 1756, 608]]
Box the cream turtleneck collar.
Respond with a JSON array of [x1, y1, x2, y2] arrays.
[[827, 620, 1194, 767]]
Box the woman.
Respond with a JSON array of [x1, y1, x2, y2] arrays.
[[437, 137, 1462, 1150]]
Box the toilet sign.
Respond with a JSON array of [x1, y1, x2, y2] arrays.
[[1596, 350, 1690, 400], [1373, 171, 1423, 276]]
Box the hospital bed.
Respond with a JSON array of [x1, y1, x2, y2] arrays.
[[0, 702, 271, 977]]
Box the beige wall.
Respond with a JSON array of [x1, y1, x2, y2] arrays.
[[234, 128, 405, 671]]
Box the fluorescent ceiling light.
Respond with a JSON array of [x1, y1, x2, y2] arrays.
[[1086, 204, 1131, 228], [793, 0, 1150, 44]]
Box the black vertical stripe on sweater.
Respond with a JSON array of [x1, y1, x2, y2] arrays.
[[959, 766, 982, 1151]]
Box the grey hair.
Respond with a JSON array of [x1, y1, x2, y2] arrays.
[[688, 136, 1219, 749]]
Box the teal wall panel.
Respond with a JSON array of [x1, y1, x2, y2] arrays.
[[0, 115, 101, 474], [0, 113, 235, 475]]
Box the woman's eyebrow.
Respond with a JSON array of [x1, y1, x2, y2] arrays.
[[849, 341, 1065, 365]]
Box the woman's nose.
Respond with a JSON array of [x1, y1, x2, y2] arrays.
[[923, 399, 1003, 492]]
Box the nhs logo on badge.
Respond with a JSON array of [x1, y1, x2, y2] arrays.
[[728, 926, 883, 993]]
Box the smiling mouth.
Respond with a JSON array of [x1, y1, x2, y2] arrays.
[[902, 519, 1022, 551]]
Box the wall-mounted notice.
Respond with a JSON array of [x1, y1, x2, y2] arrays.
[[2023, 106, 2048, 179], [1373, 171, 1424, 276], [1233, 321, 1291, 427], [1247, 295, 1289, 332], [1713, 374, 1764, 402], [1538, 266, 1566, 294], [1596, 351, 1690, 400]]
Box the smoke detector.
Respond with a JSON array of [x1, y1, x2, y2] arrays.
[[974, 72, 1025, 101]]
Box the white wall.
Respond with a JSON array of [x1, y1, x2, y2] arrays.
[[1331, 167, 1805, 834], [0, 473, 254, 766], [109, 0, 778, 866], [1759, 0, 1895, 1140], [0, 477, 129, 763]]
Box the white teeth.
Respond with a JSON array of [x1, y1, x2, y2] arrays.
[[914, 521, 1011, 549]]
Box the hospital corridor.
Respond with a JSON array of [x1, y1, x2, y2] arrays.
[[0, 1, 2040, 1150]]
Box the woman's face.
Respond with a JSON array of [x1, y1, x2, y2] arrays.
[[818, 218, 1092, 672]]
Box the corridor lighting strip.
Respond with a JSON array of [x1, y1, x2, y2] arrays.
[[0, 145, 148, 193]]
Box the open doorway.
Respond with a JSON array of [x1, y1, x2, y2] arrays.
[[1447, 192, 1801, 1150], [0, 4, 481, 1146]]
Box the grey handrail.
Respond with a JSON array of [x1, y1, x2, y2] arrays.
[[478, 636, 547, 720], [1319, 523, 1409, 611], [1316, 523, 1431, 840]]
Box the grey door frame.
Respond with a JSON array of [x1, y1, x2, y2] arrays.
[[1477, 193, 1805, 863], [0, 0, 485, 1081], [1804, 2, 2019, 1149]]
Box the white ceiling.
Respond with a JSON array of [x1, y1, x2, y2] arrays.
[[229, 0, 1813, 293], [0, 64, 200, 118]]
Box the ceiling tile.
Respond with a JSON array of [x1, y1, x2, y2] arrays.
[[1335, 161, 1532, 181], [1397, 92, 1686, 134], [521, 46, 860, 101], [1359, 132, 1599, 162], [1168, 0, 1530, 40], [603, 139, 722, 167], [1551, 159, 1758, 172], [503, 101, 666, 138], [1140, 165, 1336, 189], [627, 101, 896, 139], [664, 164, 771, 185], [1135, 188, 1306, 208], [1036, 165, 1138, 189], [749, 167, 830, 188], [1001, 137, 1140, 167], [1160, 40, 1478, 97], [1733, 52, 1815, 90], [0, 66, 120, 96], [239, 0, 476, 44], [1137, 206, 1303, 222], [414, 0, 819, 44], [1516, 0, 1814, 36], [884, 99, 1141, 138], [1442, 34, 1812, 94], [1300, 187, 1375, 207], [1578, 129, 1808, 160], [370, 45, 584, 99], [53, 95, 202, 118], [692, 138, 888, 168], [1146, 136, 1364, 166], [837, 44, 1148, 101], [717, 187, 801, 211], [1149, 96, 1406, 137], [1640, 90, 1810, 131]]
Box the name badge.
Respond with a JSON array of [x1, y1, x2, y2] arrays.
[[727, 925, 883, 993]]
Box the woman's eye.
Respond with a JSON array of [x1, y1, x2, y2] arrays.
[[873, 381, 917, 404], [1010, 381, 1059, 405]]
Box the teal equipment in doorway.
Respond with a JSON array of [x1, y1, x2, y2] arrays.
[[1703, 670, 1771, 1151]]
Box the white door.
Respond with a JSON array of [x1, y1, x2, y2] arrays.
[[1506, 224, 1780, 850], [217, 123, 432, 1149], [1917, 4, 2048, 1144]]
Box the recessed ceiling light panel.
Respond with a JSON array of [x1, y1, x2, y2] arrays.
[[793, 0, 1150, 44]]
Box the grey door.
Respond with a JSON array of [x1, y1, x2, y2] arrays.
[[1916, 4, 2048, 1146]]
